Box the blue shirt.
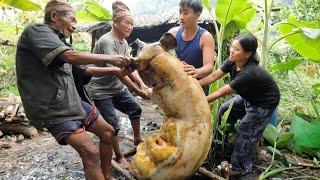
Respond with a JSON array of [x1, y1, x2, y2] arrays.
[[175, 26, 206, 69]]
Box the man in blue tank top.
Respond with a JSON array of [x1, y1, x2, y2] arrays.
[[168, 0, 215, 95]]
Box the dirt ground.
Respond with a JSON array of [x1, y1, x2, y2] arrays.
[[0, 98, 319, 179], [0, 98, 163, 180]]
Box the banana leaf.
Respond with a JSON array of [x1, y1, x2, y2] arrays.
[[215, 0, 256, 38], [290, 114, 320, 158], [76, 0, 111, 22], [279, 16, 320, 62], [0, 0, 41, 11], [268, 58, 303, 72]]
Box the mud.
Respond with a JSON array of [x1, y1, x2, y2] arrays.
[[0, 98, 319, 179]]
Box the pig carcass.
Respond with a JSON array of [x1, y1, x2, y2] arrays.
[[130, 40, 213, 179]]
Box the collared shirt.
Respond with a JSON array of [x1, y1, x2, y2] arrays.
[[16, 23, 85, 128]]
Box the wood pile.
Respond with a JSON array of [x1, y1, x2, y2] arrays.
[[0, 95, 38, 149]]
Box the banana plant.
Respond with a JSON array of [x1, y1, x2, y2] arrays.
[[76, 0, 112, 22], [202, 0, 256, 69], [268, 16, 320, 119], [202, 0, 256, 119], [0, 0, 41, 11]]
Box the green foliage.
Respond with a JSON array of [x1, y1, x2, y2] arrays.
[[0, 0, 41, 11], [269, 58, 303, 71], [263, 124, 294, 149], [290, 114, 320, 158], [313, 83, 320, 95], [202, 0, 212, 11], [215, 0, 256, 39], [76, 0, 112, 22], [72, 33, 91, 52], [279, 16, 320, 62], [0, 46, 18, 96], [294, 0, 320, 22], [218, 100, 233, 135]]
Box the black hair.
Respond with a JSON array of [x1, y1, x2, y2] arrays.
[[179, 0, 203, 13], [235, 34, 259, 64]]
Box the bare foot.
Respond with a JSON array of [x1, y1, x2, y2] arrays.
[[134, 138, 143, 146], [116, 156, 130, 170]]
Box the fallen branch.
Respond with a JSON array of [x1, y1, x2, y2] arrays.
[[198, 167, 226, 180], [123, 146, 136, 157], [122, 135, 134, 142], [0, 122, 38, 138], [111, 159, 135, 180]]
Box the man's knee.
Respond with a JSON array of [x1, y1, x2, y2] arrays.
[[99, 128, 115, 145], [219, 102, 229, 117], [128, 105, 142, 120], [77, 141, 100, 164]]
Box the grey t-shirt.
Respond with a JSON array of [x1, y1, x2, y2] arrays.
[[16, 24, 85, 128], [87, 32, 130, 99]]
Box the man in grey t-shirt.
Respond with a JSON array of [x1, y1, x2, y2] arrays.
[[15, 1, 130, 179]]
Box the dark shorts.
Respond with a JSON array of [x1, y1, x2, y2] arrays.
[[48, 101, 99, 145], [94, 88, 142, 136]]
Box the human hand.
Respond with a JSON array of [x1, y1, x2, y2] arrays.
[[113, 67, 126, 77], [137, 89, 149, 99], [111, 55, 131, 68], [182, 61, 197, 78]]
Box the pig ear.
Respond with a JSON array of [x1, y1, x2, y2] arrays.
[[160, 32, 177, 51]]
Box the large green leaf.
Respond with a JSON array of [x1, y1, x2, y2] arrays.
[[202, 0, 212, 12], [215, 0, 255, 28], [279, 16, 320, 62], [76, 0, 112, 22], [0, 0, 41, 11], [223, 2, 256, 38], [263, 124, 277, 145], [277, 133, 294, 148], [263, 124, 294, 149], [268, 58, 303, 71], [290, 114, 320, 150]]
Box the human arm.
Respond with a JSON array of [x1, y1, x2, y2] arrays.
[[197, 31, 215, 78], [58, 51, 130, 68], [26, 26, 130, 68], [168, 26, 179, 37], [129, 70, 148, 90], [84, 66, 123, 76], [207, 85, 234, 103], [199, 69, 225, 87], [119, 75, 149, 99]]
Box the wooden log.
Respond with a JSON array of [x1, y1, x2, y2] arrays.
[[0, 123, 38, 138], [4, 95, 17, 122], [16, 104, 26, 118], [111, 159, 135, 180], [198, 167, 226, 180], [123, 146, 136, 157]]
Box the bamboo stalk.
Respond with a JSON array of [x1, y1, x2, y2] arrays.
[[198, 167, 226, 180]]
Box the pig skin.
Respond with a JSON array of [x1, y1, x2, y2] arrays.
[[130, 43, 213, 180]]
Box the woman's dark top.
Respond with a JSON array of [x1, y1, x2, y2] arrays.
[[220, 59, 280, 108]]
